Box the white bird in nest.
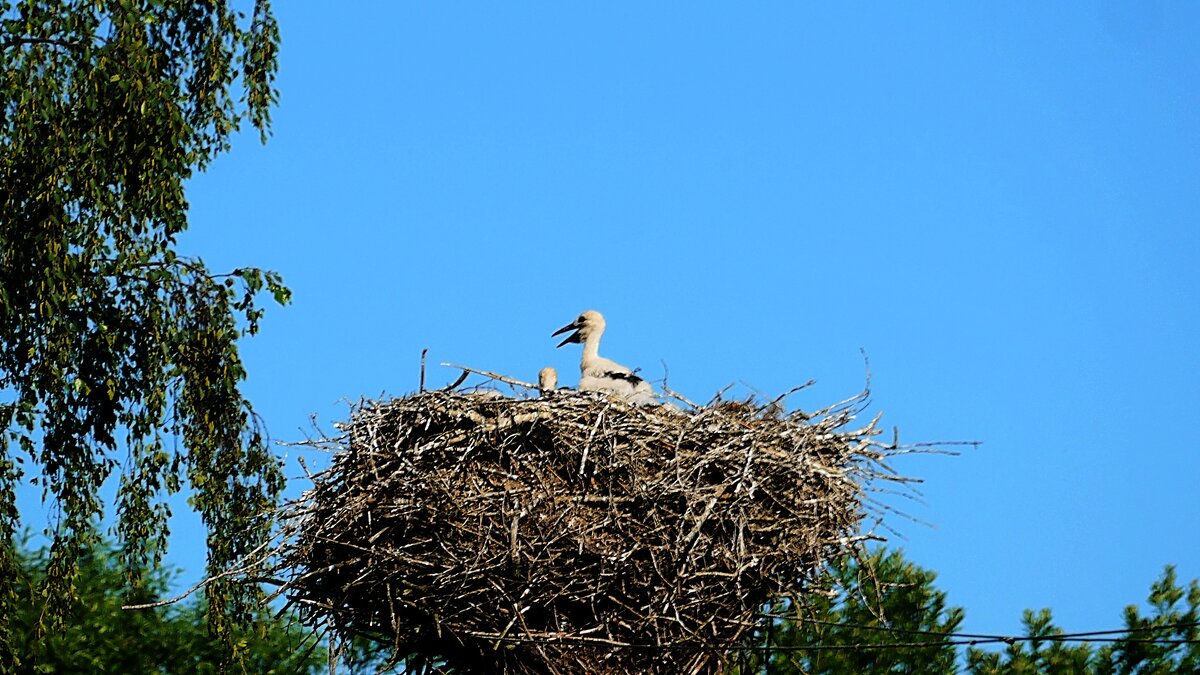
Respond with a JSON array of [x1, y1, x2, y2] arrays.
[[552, 310, 660, 406]]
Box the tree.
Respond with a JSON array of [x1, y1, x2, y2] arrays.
[[0, 1, 286, 669], [1094, 565, 1200, 674], [965, 566, 1200, 674], [732, 548, 965, 674], [740, 551, 1200, 675], [965, 609, 1094, 675], [9, 534, 327, 674]]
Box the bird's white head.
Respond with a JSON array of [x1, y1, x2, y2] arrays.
[[552, 309, 605, 348]]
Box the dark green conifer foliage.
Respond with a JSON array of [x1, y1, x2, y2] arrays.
[[966, 567, 1200, 674], [0, 1, 285, 669], [965, 609, 1095, 675], [733, 549, 965, 674], [735, 553, 1199, 675], [1093, 565, 1200, 675]]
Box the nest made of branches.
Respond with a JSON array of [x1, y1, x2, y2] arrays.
[[273, 383, 915, 674]]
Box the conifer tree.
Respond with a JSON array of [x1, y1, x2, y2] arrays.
[[732, 549, 964, 674], [741, 553, 1198, 675]]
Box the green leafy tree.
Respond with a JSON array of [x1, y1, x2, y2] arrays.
[[10, 535, 326, 674], [1, 0, 286, 669], [732, 548, 965, 674]]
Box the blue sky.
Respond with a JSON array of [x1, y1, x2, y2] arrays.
[[32, 1, 1200, 642]]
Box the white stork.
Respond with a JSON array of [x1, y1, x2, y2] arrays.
[[552, 310, 659, 406]]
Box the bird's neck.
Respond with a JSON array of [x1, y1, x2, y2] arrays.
[[581, 333, 601, 364]]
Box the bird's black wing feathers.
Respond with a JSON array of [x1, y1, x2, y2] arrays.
[[601, 369, 646, 386]]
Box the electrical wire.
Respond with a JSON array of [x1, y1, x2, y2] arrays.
[[761, 613, 1200, 643], [465, 620, 1200, 653]]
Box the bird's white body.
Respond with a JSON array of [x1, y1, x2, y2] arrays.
[[553, 310, 659, 406]]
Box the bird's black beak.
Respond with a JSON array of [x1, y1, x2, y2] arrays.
[[552, 321, 582, 348]]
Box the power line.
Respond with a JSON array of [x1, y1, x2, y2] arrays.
[[759, 613, 1200, 644], [468, 621, 1200, 653]]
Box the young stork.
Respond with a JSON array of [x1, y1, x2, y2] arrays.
[[552, 310, 659, 406], [537, 366, 558, 396]]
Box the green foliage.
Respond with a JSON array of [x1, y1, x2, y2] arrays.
[[732, 548, 965, 674], [965, 567, 1200, 675], [965, 609, 1094, 675], [0, 0, 284, 670], [736, 554, 1199, 675], [1094, 565, 1200, 675], [8, 534, 327, 675]]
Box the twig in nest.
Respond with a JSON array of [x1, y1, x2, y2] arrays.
[[440, 362, 537, 390], [420, 348, 428, 393]]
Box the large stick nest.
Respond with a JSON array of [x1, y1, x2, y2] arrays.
[[275, 384, 912, 674]]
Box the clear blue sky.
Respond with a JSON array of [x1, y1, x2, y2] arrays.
[[39, 1, 1200, 641]]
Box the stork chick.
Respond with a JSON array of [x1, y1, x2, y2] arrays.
[[538, 366, 558, 396], [552, 310, 658, 406]]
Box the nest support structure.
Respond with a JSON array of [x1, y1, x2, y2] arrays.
[[274, 385, 917, 674]]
